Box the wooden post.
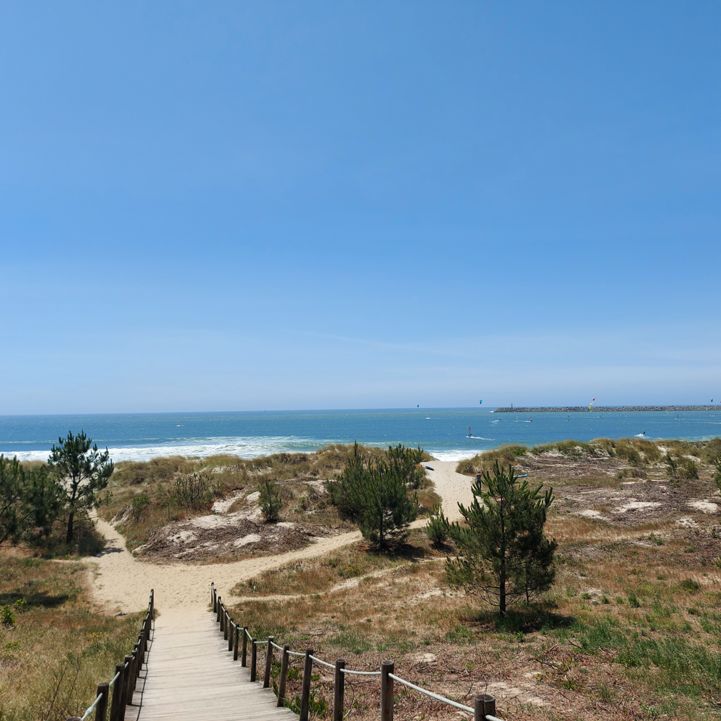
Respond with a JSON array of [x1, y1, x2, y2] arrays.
[[474, 694, 496, 721], [149, 588, 154, 618], [95, 682, 109, 721], [211, 582, 215, 611], [241, 627, 248, 667], [299, 649, 313, 721], [250, 640, 258, 682], [217, 597, 222, 623], [263, 637, 274, 688], [233, 625, 240, 661], [224, 611, 229, 641], [109, 664, 124, 721], [277, 645, 290, 707], [333, 659, 345, 721], [123, 655, 133, 706], [381, 661, 394, 721]]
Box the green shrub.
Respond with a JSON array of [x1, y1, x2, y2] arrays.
[[1, 605, 15, 627], [173, 472, 213, 510], [259, 480, 282, 523], [130, 492, 150, 521], [426, 507, 450, 548]]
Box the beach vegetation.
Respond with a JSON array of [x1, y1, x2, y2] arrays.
[[0, 456, 63, 547], [665, 452, 699, 481], [259, 479, 282, 522], [48, 431, 113, 544], [0, 553, 140, 721], [446, 462, 556, 616], [327, 443, 421, 549], [171, 471, 214, 510], [425, 507, 450, 548]]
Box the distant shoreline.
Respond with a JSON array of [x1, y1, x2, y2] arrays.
[[494, 405, 721, 413]]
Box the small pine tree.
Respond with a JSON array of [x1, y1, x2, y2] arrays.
[[426, 507, 450, 548], [0, 456, 62, 545], [446, 462, 556, 616], [259, 480, 282, 523], [714, 457, 721, 493], [48, 431, 114, 544], [328, 443, 419, 549]]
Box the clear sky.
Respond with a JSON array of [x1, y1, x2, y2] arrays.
[[1, 2, 720, 414]]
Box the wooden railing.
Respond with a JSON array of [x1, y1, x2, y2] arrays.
[[211, 583, 502, 721], [67, 590, 154, 721]]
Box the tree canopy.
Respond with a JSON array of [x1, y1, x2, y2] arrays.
[[48, 431, 114, 544], [446, 461, 556, 616]]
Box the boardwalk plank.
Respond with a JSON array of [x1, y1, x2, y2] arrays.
[[127, 609, 297, 721]]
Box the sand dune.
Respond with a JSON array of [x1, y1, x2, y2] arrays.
[[87, 460, 472, 613]]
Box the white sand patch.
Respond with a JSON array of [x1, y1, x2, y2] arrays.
[[614, 501, 661, 513], [485, 681, 547, 707], [577, 509, 607, 521], [246, 491, 260, 503], [688, 500, 719, 514], [233, 533, 261, 548], [676, 516, 699, 529], [211, 491, 246, 514], [423, 460, 474, 520], [413, 652, 437, 664], [190, 513, 236, 529], [277, 522, 296, 529]]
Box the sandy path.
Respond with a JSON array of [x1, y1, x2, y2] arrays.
[[87, 460, 471, 614]]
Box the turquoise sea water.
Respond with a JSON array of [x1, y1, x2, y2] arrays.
[[1, 408, 721, 463]]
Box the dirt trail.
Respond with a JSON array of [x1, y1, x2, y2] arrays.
[[87, 460, 471, 614]]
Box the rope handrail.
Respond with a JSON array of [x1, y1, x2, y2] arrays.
[[209, 583, 503, 721], [78, 693, 103, 721], [309, 654, 335, 670], [388, 673, 473, 714], [73, 588, 154, 721]]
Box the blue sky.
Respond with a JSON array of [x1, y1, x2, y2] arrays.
[[1, 2, 720, 413]]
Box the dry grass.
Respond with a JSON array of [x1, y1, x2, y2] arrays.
[[225, 442, 721, 721], [0, 550, 141, 721]]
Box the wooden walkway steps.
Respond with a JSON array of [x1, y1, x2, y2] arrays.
[[128, 608, 297, 721]]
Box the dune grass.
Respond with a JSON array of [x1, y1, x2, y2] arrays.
[[0, 551, 141, 721]]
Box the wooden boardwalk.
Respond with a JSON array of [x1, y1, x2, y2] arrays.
[[128, 608, 297, 721]]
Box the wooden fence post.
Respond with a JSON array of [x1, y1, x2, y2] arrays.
[[149, 589, 154, 618], [224, 611, 229, 640], [381, 661, 394, 721], [250, 640, 258, 682], [241, 627, 248, 667], [474, 694, 496, 721], [299, 649, 314, 721], [95, 682, 109, 721], [264, 637, 274, 688], [211, 582, 215, 610], [123, 655, 133, 706], [217, 597, 222, 623], [233, 624, 240, 660], [227, 617, 233, 649], [333, 659, 345, 721], [277, 645, 290, 707], [109, 663, 124, 721]]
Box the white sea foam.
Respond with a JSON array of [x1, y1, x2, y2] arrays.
[[2, 435, 331, 463], [428, 449, 481, 462]]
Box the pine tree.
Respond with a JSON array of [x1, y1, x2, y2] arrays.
[[48, 431, 113, 544], [259, 479, 282, 523], [328, 443, 419, 549], [446, 462, 556, 616]]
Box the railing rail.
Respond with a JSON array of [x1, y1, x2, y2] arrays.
[[67, 589, 155, 721], [210, 582, 503, 721]]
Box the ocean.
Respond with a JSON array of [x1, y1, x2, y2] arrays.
[[1, 408, 721, 464]]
